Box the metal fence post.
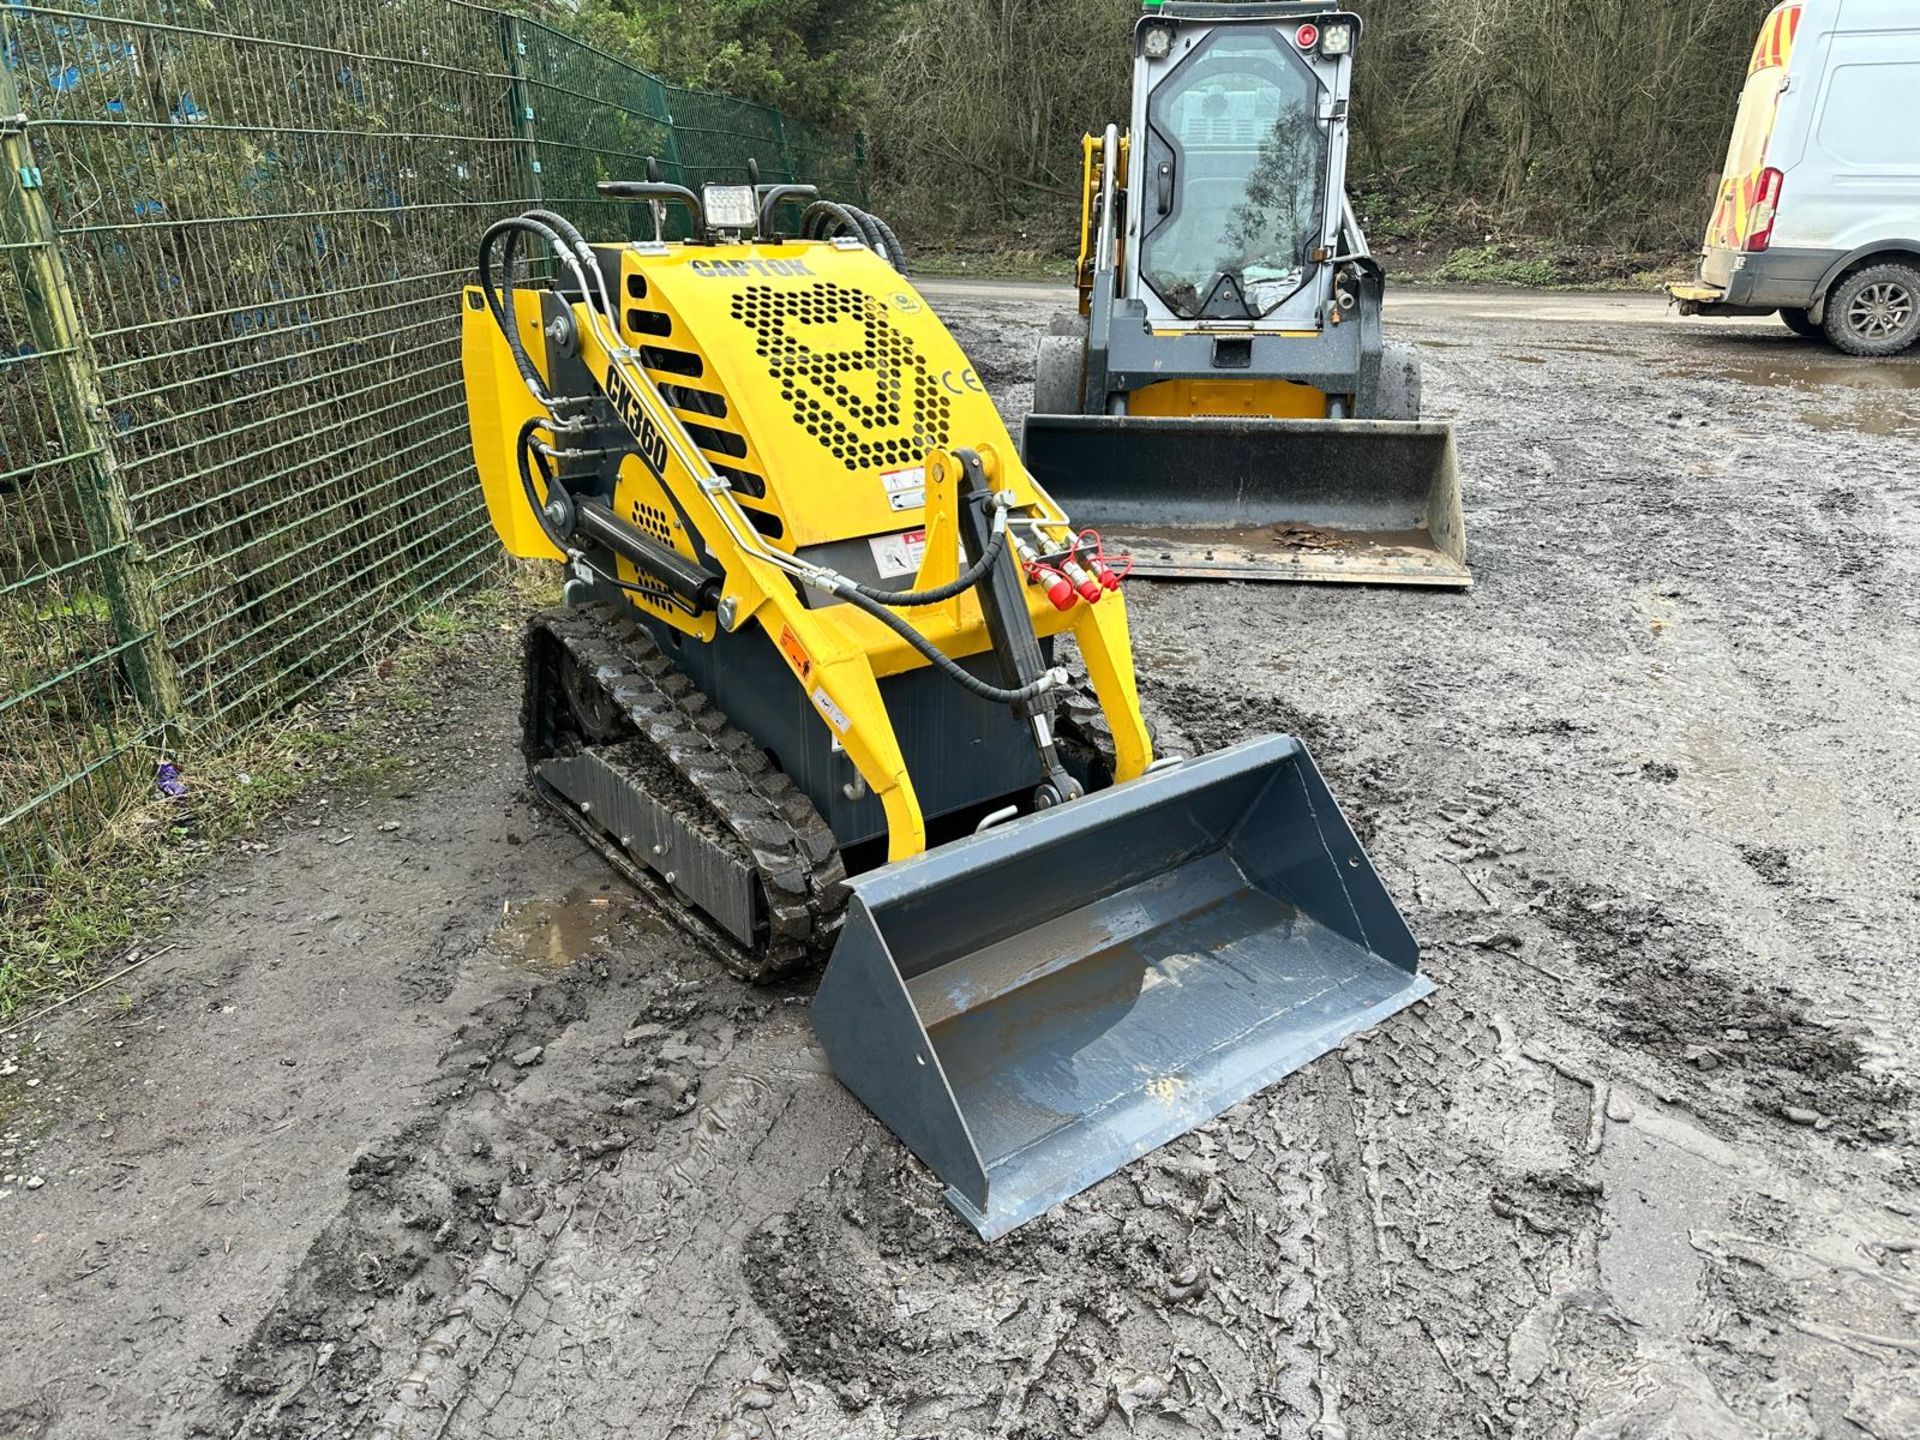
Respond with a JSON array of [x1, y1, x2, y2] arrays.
[[658, 78, 689, 190], [0, 50, 180, 729], [770, 108, 798, 184], [501, 12, 543, 204]]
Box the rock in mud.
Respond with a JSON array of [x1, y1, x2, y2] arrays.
[[493, 1184, 544, 1226]]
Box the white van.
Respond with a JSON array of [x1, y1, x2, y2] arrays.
[[1670, 0, 1920, 355]]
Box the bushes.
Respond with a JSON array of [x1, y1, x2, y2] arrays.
[[845, 0, 1769, 261]]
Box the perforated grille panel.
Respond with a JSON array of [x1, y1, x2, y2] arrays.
[[629, 500, 674, 543], [729, 282, 953, 472], [624, 298, 777, 530]]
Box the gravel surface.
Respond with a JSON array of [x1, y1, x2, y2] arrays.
[[2, 285, 1917, 1440]]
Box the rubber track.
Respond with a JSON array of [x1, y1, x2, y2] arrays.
[[522, 603, 847, 983], [1054, 680, 1120, 785]]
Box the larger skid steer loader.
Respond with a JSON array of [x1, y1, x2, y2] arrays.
[[1026, 0, 1470, 586], [464, 180, 1432, 1238]]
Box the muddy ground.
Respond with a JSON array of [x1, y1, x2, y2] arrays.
[[3, 286, 1917, 1440]]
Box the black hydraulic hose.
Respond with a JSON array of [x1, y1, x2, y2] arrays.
[[518, 206, 591, 262], [521, 207, 625, 329], [844, 522, 1007, 607], [846, 205, 906, 270], [843, 205, 887, 257], [800, 199, 860, 242], [871, 213, 906, 272], [481, 211, 617, 396], [834, 583, 1058, 706], [480, 215, 574, 402], [799, 201, 905, 270], [515, 415, 576, 553]]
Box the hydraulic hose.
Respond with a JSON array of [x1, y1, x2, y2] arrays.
[[835, 583, 1062, 706], [843, 204, 886, 255], [480, 216, 571, 403], [855, 207, 907, 271], [843, 519, 1007, 607], [800, 201, 906, 271], [800, 199, 861, 242], [515, 415, 574, 554], [520, 206, 617, 324]]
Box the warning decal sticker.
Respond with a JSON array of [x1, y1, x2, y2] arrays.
[[880, 465, 926, 512], [778, 624, 813, 682], [867, 528, 928, 579]]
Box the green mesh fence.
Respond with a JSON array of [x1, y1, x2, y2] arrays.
[[0, 0, 863, 892]]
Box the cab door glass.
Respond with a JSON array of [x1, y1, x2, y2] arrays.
[[1141, 27, 1330, 320]]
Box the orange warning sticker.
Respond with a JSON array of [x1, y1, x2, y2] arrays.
[[778, 624, 813, 682]]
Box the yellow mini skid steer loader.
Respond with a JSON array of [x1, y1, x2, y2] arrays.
[[1026, 0, 1470, 586], [463, 179, 1432, 1237]]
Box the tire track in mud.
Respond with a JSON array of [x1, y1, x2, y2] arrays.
[[201, 913, 726, 1439], [729, 1094, 1350, 1438], [1124, 653, 1911, 1438], [1128, 660, 1593, 1435], [1303, 994, 1613, 1439]]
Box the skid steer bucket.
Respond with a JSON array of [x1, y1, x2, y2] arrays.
[[812, 736, 1432, 1239], [1022, 415, 1470, 587]]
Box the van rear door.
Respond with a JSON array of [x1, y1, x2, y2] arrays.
[[1700, 3, 1803, 289]]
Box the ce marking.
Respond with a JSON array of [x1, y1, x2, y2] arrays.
[[939, 368, 985, 395]]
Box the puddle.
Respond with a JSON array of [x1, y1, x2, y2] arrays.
[[1805, 407, 1919, 438], [1660, 353, 1920, 436], [497, 886, 626, 970], [1673, 353, 1920, 394]]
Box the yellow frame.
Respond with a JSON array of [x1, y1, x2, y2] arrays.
[[464, 240, 1153, 862]]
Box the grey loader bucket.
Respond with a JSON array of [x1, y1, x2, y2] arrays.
[[811, 736, 1433, 1239], [1023, 415, 1470, 587]]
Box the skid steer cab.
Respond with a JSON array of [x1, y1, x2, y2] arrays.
[[1026, 0, 1469, 587], [462, 174, 1431, 1238]]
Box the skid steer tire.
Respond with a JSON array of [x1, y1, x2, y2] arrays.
[[1032, 332, 1087, 417], [1376, 340, 1422, 421]]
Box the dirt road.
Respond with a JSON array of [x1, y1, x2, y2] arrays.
[[3, 286, 1917, 1440]]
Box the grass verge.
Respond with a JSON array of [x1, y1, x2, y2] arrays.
[[0, 567, 553, 1023], [1389, 242, 1693, 293]]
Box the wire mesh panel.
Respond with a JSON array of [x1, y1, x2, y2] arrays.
[[0, 0, 865, 897], [0, 137, 161, 882], [786, 116, 865, 207], [664, 82, 792, 189], [504, 8, 676, 242], [9, 1, 514, 739]]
